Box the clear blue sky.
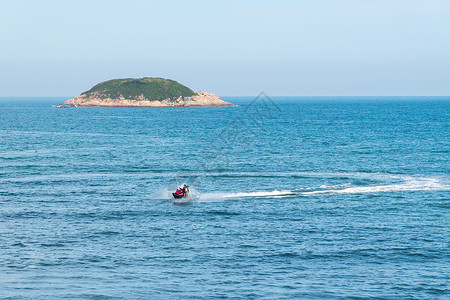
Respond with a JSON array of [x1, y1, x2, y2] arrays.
[[1, 0, 449, 96]]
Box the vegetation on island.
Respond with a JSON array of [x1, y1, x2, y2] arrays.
[[81, 77, 196, 101]]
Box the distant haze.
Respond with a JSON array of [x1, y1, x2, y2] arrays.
[[1, 0, 449, 97]]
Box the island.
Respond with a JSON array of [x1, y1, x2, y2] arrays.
[[56, 77, 237, 107]]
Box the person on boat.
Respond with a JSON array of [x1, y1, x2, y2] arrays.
[[183, 185, 189, 197]]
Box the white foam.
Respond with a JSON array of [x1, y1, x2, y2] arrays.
[[317, 183, 353, 189], [194, 190, 292, 202], [222, 190, 294, 198], [301, 176, 450, 196]]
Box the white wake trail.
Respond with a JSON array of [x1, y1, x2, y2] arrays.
[[160, 173, 449, 203], [301, 176, 449, 196], [194, 175, 449, 202], [196, 190, 293, 202]]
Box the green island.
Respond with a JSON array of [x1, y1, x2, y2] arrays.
[[57, 77, 237, 107], [82, 78, 195, 101]]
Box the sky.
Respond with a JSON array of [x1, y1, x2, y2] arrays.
[[0, 0, 449, 97]]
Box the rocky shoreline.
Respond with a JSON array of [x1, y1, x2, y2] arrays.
[[57, 91, 237, 108]]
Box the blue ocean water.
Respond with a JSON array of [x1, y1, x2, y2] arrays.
[[0, 96, 449, 299]]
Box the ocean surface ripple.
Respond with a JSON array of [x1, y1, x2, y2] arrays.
[[0, 97, 449, 299]]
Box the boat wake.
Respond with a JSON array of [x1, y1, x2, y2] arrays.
[[198, 189, 295, 201], [301, 176, 447, 196], [191, 173, 450, 202]]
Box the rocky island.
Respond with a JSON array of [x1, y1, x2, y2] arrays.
[[57, 77, 237, 107]]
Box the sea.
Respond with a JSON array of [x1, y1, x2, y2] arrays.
[[0, 96, 449, 299]]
